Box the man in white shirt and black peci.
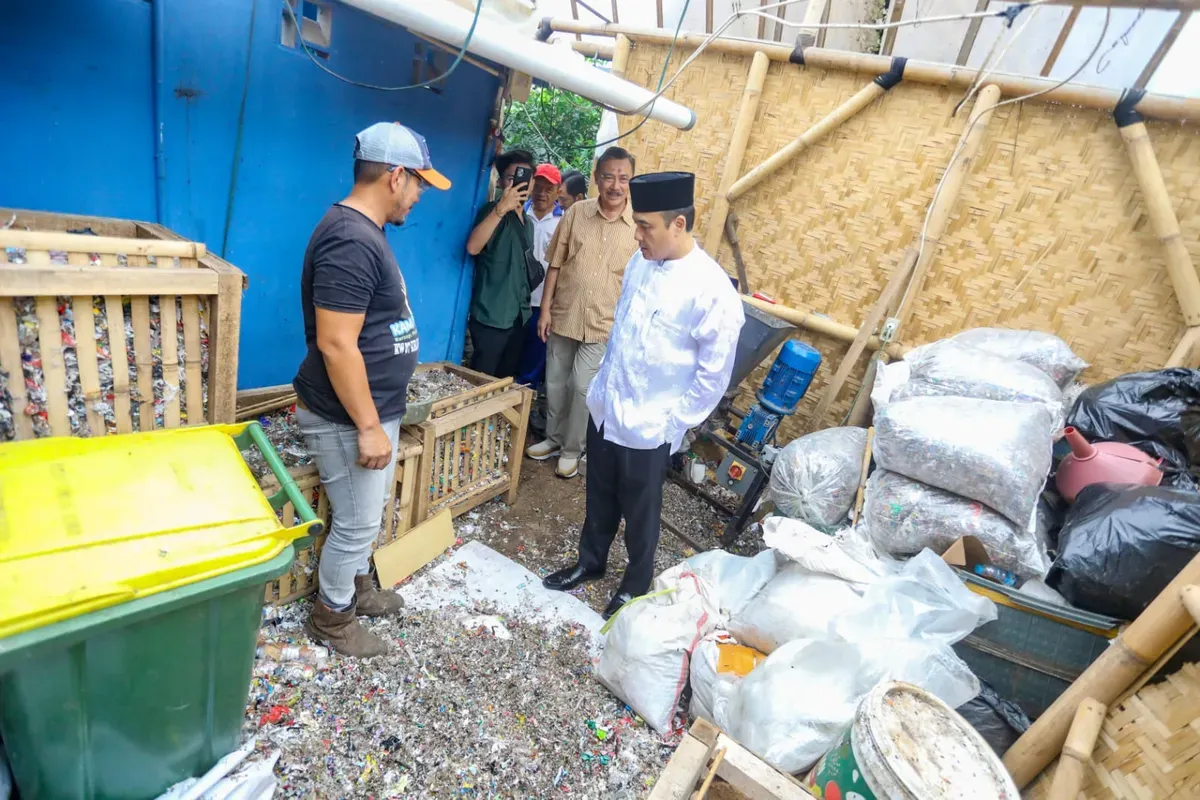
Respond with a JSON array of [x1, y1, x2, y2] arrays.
[[542, 172, 745, 619]]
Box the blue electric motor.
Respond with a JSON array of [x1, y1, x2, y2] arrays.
[[735, 340, 822, 450]]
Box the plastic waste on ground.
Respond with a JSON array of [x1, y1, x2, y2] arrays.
[[896, 341, 1066, 433], [939, 327, 1088, 388], [862, 469, 1052, 579], [597, 569, 716, 733], [873, 395, 1054, 526], [726, 637, 979, 774], [1047, 483, 1200, 620], [683, 548, 778, 621], [1056, 426, 1165, 501], [156, 739, 279, 800], [955, 679, 1033, 756], [768, 427, 868, 530], [1066, 368, 1200, 491]]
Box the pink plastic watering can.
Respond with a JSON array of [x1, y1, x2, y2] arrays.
[[1055, 427, 1164, 502]]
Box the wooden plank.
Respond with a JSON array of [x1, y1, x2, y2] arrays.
[[35, 297, 70, 436], [178, 255, 205, 425], [881, 0, 906, 55], [714, 733, 814, 800], [159, 297, 182, 428], [0, 265, 219, 297], [0, 299, 34, 439], [129, 295, 155, 431], [706, 0, 714, 33], [757, 0, 768, 40], [104, 296, 133, 434], [1136, 11, 1190, 88], [415, 423, 437, 524], [957, 0, 991, 66], [374, 509, 454, 589], [72, 295, 107, 436], [0, 229, 205, 258], [656, 0, 663, 28], [0, 207, 139, 237], [610, 0, 619, 23], [446, 475, 511, 518], [569, 0, 581, 40], [432, 389, 522, 437], [647, 733, 716, 799], [451, 425, 464, 492], [207, 267, 243, 424], [506, 387, 533, 505], [1042, 5, 1080, 75]]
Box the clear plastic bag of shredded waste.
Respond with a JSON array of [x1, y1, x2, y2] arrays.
[[896, 342, 1066, 433], [863, 469, 1052, 579], [944, 327, 1088, 388], [873, 396, 1054, 526], [768, 427, 868, 530]]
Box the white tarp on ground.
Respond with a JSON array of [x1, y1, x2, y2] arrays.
[[398, 540, 605, 643]]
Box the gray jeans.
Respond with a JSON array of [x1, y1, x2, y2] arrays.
[[545, 332, 607, 460], [296, 407, 400, 611]]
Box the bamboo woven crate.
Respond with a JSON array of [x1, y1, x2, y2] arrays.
[[408, 363, 533, 522], [259, 431, 424, 605], [1023, 662, 1200, 799], [0, 207, 243, 440]]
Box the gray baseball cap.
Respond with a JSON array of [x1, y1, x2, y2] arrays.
[[354, 121, 450, 190]]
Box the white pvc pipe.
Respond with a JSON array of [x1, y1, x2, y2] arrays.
[[343, 0, 697, 131]]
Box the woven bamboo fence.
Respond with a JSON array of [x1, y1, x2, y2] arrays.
[[614, 42, 1200, 440]]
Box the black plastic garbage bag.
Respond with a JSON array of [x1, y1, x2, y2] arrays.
[[956, 679, 1032, 756], [1047, 483, 1200, 620], [1066, 368, 1200, 490]]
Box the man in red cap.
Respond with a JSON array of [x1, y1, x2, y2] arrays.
[[517, 163, 564, 389]]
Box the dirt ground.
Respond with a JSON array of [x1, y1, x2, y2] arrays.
[[458, 453, 765, 617]]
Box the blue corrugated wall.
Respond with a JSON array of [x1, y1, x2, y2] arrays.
[[0, 0, 500, 389]]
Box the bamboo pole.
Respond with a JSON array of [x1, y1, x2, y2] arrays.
[[543, 19, 1200, 122], [1167, 325, 1200, 367], [703, 51, 770, 254], [725, 210, 751, 294], [894, 85, 1002, 334], [1046, 699, 1107, 800], [728, 80, 885, 202], [611, 33, 632, 79], [810, 249, 917, 425], [1004, 553, 1200, 787], [571, 40, 615, 60], [797, 0, 827, 47], [741, 294, 907, 358], [1119, 120, 1200, 326]]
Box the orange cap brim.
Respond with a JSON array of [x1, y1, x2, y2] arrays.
[[417, 168, 451, 191]]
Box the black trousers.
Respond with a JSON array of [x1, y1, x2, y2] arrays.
[[577, 417, 671, 597], [469, 318, 525, 379]]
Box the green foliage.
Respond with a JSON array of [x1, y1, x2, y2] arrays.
[[502, 84, 602, 176]]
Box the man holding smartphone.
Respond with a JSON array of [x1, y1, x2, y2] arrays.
[[465, 149, 536, 378]]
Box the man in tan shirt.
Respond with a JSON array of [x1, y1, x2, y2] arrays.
[[525, 146, 639, 478]]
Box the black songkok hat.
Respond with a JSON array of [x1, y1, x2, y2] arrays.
[[629, 171, 695, 213]]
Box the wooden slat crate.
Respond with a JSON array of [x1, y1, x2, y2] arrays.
[[260, 431, 424, 605], [0, 208, 243, 440], [1023, 661, 1200, 799], [408, 363, 534, 522]]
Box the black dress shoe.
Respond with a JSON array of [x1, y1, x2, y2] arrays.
[[602, 592, 635, 621], [543, 563, 605, 592]]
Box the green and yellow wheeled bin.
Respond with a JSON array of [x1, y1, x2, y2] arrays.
[[0, 423, 323, 799]]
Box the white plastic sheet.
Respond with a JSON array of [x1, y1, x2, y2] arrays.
[[863, 469, 1052, 579], [727, 563, 865, 653], [945, 327, 1088, 388], [156, 739, 279, 800], [683, 549, 778, 620], [598, 570, 716, 733], [898, 342, 1066, 433], [689, 634, 744, 728], [768, 427, 868, 529], [833, 550, 997, 645], [870, 358, 911, 412], [763, 516, 894, 585], [873, 396, 1054, 526]]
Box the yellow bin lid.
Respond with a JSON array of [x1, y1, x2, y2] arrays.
[[0, 424, 317, 639]]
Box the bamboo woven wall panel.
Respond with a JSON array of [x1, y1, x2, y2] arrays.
[[620, 43, 1200, 438], [1023, 661, 1200, 799]]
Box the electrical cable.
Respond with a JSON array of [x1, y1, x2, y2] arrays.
[[281, 0, 482, 91], [953, 3, 1042, 117]]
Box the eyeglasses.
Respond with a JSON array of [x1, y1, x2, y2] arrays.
[[392, 166, 429, 194], [597, 173, 630, 185]]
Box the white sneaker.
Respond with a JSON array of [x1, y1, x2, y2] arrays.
[[556, 456, 579, 479], [526, 439, 561, 461]]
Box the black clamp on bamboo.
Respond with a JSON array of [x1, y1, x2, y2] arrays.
[[536, 17, 553, 42], [790, 44, 806, 66], [874, 57, 908, 90], [1113, 87, 1146, 128]]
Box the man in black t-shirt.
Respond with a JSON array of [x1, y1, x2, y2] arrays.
[[293, 121, 449, 658]]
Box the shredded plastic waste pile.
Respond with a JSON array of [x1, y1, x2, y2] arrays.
[[249, 601, 674, 798], [1, 247, 209, 440], [407, 369, 474, 404]]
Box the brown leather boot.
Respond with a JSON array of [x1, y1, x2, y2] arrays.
[[354, 572, 405, 617], [304, 597, 388, 658]]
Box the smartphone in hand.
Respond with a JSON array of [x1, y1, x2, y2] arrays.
[[512, 165, 533, 191]]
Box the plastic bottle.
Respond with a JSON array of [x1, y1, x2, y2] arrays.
[[973, 563, 1019, 587], [256, 643, 329, 664]]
